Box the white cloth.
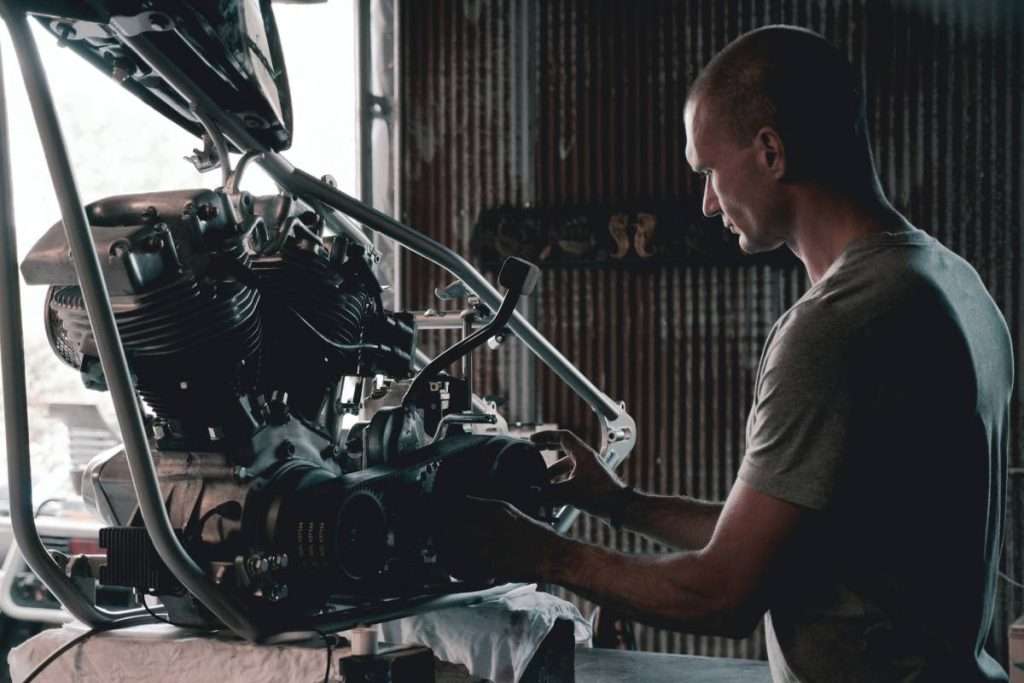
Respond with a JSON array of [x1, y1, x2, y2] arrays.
[[373, 584, 590, 683], [9, 587, 588, 683], [9, 623, 339, 683]]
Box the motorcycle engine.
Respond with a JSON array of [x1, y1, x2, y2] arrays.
[[20, 188, 548, 625]]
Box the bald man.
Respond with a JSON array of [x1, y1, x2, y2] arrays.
[[452, 26, 1011, 682]]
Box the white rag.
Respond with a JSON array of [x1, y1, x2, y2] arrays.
[[372, 584, 591, 683], [8, 586, 589, 683]]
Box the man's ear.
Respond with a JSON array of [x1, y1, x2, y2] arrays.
[[755, 127, 786, 180]]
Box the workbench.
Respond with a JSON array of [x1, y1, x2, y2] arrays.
[[575, 648, 770, 682], [10, 616, 771, 682]]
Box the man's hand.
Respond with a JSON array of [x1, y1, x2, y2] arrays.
[[531, 429, 628, 515], [439, 496, 559, 582]]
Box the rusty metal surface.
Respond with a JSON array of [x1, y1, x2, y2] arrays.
[[395, 0, 1024, 663]]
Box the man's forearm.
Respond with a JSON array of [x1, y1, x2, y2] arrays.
[[614, 490, 723, 550], [534, 532, 748, 637]]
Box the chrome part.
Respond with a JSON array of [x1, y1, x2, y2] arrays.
[[431, 413, 499, 442]]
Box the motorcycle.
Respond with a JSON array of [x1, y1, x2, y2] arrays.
[[0, 0, 635, 640]]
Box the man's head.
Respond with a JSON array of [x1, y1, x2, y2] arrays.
[[684, 26, 878, 253]]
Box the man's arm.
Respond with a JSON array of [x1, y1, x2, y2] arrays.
[[616, 489, 722, 550], [458, 479, 807, 638], [535, 430, 721, 550]]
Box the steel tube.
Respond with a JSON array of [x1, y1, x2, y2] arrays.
[[109, 13, 626, 424], [257, 158, 623, 421], [111, 27, 267, 156], [414, 311, 488, 331], [0, 24, 114, 628], [4, 13, 261, 640], [462, 310, 473, 389]]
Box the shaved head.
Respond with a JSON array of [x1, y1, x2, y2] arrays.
[[688, 26, 876, 192]]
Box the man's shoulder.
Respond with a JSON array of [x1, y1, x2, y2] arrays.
[[769, 285, 859, 351], [770, 230, 1008, 374], [767, 238, 944, 360], [785, 233, 966, 331], [761, 296, 856, 379]]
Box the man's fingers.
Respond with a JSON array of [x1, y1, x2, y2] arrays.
[[530, 429, 568, 448], [464, 494, 501, 504], [545, 455, 575, 482], [531, 429, 594, 455], [540, 479, 581, 505]]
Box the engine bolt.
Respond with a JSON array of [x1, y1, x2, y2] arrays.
[[55, 23, 75, 48], [148, 13, 170, 31]]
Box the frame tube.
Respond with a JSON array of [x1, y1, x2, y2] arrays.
[[3, 11, 261, 639], [0, 29, 112, 628], [112, 17, 636, 525], [0, 17, 156, 627], [110, 20, 625, 423], [260, 159, 626, 422]]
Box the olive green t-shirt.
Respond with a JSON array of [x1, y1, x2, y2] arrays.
[[738, 227, 1011, 682]]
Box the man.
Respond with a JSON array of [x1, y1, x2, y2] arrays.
[[451, 25, 1011, 682]]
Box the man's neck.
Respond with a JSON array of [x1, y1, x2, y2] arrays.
[[785, 187, 906, 284]]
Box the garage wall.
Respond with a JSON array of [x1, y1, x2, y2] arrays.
[[394, 0, 1024, 663]]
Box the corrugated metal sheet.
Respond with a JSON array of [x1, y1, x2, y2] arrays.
[[395, 0, 1024, 663]]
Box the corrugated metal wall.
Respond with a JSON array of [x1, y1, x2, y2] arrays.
[[395, 0, 1024, 664]]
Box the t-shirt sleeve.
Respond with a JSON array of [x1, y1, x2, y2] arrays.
[[737, 307, 854, 511]]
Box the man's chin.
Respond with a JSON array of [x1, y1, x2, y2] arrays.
[[737, 235, 764, 254], [737, 234, 782, 255]]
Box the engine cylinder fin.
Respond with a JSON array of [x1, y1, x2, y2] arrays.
[[252, 242, 372, 419]]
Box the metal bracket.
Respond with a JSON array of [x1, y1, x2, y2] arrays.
[[109, 12, 174, 37], [599, 401, 637, 471], [185, 134, 222, 173], [554, 401, 637, 534], [435, 279, 473, 302]]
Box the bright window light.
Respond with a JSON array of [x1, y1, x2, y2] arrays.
[[0, 2, 359, 500]]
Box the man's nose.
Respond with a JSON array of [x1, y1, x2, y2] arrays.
[[701, 178, 721, 218]]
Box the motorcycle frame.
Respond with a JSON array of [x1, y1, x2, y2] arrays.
[[0, 6, 636, 640]]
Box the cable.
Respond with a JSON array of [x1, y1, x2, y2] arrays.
[[140, 595, 175, 626], [21, 627, 101, 683], [32, 497, 63, 518], [315, 630, 334, 683], [192, 108, 233, 187], [139, 594, 224, 634], [1000, 571, 1024, 590], [22, 600, 218, 682], [287, 306, 407, 359]]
